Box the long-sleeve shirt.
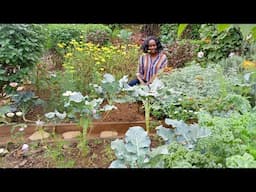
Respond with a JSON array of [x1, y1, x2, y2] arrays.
[[137, 52, 168, 82]]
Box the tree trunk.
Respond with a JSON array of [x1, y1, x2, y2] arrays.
[[140, 24, 160, 38]]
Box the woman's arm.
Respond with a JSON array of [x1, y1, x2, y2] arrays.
[[136, 73, 146, 85], [136, 55, 146, 85]]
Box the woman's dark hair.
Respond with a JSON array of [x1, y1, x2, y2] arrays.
[[141, 36, 163, 53]]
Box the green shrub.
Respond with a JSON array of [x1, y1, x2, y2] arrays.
[[0, 24, 46, 93], [47, 26, 83, 55]]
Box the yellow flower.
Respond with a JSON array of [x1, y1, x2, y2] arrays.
[[204, 38, 211, 44], [57, 43, 64, 48], [195, 75, 203, 81], [76, 47, 83, 52], [65, 53, 73, 58], [100, 68, 104, 71], [242, 60, 256, 69]]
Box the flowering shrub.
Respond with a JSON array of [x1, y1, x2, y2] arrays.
[[61, 40, 139, 94]]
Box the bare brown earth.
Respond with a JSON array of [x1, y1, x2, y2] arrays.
[[96, 102, 145, 122], [0, 101, 164, 168], [0, 134, 162, 168]]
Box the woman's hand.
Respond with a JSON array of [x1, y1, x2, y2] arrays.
[[136, 73, 146, 85]]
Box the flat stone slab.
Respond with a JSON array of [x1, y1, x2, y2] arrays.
[[62, 131, 81, 140], [29, 130, 50, 141], [0, 148, 9, 156], [100, 131, 118, 138]]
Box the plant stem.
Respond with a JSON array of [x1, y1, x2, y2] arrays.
[[79, 117, 90, 139], [144, 98, 151, 133]]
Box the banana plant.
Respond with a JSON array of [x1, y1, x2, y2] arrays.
[[177, 24, 188, 39]]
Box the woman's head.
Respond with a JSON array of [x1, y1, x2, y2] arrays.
[[141, 36, 163, 54]]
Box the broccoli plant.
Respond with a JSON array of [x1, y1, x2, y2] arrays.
[[124, 78, 165, 133], [92, 73, 130, 105], [226, 153, 256, 168], [156, 118, 211, 150], [109, 126, 168, 168]]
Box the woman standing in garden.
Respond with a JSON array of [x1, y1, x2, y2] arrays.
[[128, 36, 168, 86]]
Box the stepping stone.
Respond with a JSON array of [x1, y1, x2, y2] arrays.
[[0, 148, 8, 156], [62, 131, 81, 140], [100, 131, 118, 138], [28, 130, 50, 141]]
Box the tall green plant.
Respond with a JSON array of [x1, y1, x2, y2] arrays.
[[177, 24, 188, 39], [125, 78, 165, 133], [0, 24, 46, 93]]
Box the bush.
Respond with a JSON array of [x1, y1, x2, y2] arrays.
[[166, 40, 197, 68], [0, 24, 46, 68], [86, 30, 111, 46], [85, 25, 112, 46], [0, 24, 46, 93], [47, 26, 83, 55]]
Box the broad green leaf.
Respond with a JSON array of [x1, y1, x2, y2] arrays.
[[252, 26, 256, 39], [109, 160, 127, 168], [0, 105, 11, 115], [55, 110, 66, 119], [177, 24, 188, 39], [216, 24, 230, 33], [237, 24, 256, 38], [102, 73, 115, 83], [69, 92, 84, 103], [44, 112, 55, 119], [125, 126, 151, 154], [111, 139, 127, 159], [156, 125, 175, 143]]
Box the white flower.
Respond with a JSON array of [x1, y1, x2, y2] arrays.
[[84, 101, 90, 105], [0, 148, 8, 155], [21, 144, 29, 152], [36, 120, 45, 127], [229, 52, 235, 57], [246, 34, 252, 40], [102, 105, 117, 111], [16, 86, 24, 91], [6, 112, 15, 118], [49, 72, 56, 77], [197, 51, 204, 58], [15, 111, 23, 117], [9, 82, 18, 87], [19, 127, 24, 132]]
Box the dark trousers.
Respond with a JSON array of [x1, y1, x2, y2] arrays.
[[128, 78, 147, 86]]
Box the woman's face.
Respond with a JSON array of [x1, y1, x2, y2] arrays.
[[148, 39, 157, 54]]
